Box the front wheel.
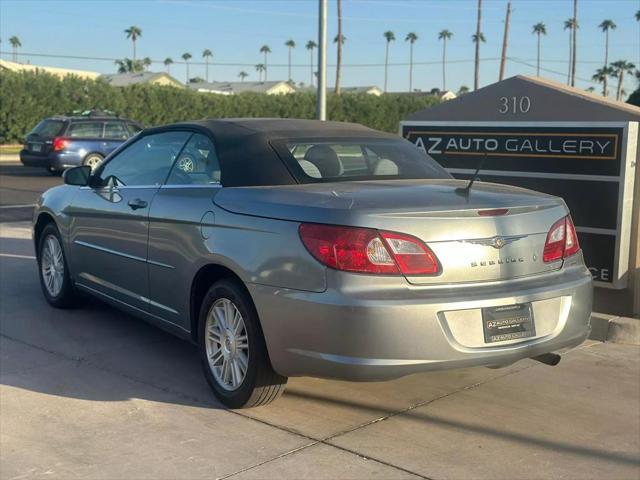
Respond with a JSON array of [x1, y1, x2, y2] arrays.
[[37, 223, 78, 308], [199, 279, 287, 408]]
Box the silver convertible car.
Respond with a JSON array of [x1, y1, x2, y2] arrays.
[[33, 118, 592, 408]]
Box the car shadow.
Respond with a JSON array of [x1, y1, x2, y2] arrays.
[[0, 164, 53, 178]]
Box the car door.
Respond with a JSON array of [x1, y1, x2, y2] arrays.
[[67, 130, 192, 312], [147, 132, 222, 330]]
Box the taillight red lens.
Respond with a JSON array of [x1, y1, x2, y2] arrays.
[[299, 223, 440, 276], [52, 137, 69, 151], [543, 215, 580, 263]]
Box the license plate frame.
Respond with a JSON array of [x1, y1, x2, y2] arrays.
[[482, 303, 535, 343], [30, 143, 42, 152]]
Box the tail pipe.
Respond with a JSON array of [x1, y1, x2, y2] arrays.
[[531, 353, 561, 366]]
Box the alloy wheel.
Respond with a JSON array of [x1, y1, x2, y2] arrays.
[[41, 234, 64, 297], [205, 298, 249, 391]]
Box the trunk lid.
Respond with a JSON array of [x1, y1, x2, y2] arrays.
[[214, 179, 568, 284]]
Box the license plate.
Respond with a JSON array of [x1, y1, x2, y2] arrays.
[[30, 143, 42, 152], [482, 303, 535, 343]]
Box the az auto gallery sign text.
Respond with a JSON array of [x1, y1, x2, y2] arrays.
[[400, 122, 637, 289]]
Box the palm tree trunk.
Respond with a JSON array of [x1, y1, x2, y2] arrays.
[[536, 34, 540, 76], [442, 39, 446, 91], [310, 49, 314, 87], [133, 39, 136, 61], [567, 30, 572, 84], [288, 48, 292, 81], [474, 0, 482, 90], [264, 53, 268, 81], [384, 42, 389, 93], [335, 0, 342, 95], [603, 31, 609, 96], [409, 42, 413, 92], [186, 63, 189, 84], [206, 60, 209, 82], [617, 71, 623, 101], [570, 0, 577, 87]]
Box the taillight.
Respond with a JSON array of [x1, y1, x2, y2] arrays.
[[543, 215, 580, 263], [52, 137, 69, 151], [298, 223, 440, 275]]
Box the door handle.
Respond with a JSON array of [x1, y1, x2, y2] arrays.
[[127, 198, 148, 210]]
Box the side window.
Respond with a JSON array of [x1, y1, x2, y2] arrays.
[[166, 133, 221, 185], [127, 122, 143, 136], [67, 122, 103, 138], [104, 122, 129, 140], [99, 131, 191, 187]]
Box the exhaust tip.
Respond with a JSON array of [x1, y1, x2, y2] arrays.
[[531, 353, 561, 366]]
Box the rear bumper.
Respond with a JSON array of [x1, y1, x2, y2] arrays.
[[249, 261, 593, 380], [20, 150, 82, 170]]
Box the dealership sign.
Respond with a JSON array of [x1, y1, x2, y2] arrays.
[[400, 121, 638, 289]]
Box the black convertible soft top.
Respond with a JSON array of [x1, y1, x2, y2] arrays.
[[144, 118, 401, 187]]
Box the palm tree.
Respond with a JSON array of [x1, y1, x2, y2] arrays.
[[473, 0, 483, 90], [405, 32, 418, 92], [599, 19, 616, 96], [142, 57, 152, 71], [114, 58, 144, 74], [457, 85, 470, 96], [472, 32, 486, 89], [306, 40, 317, 87], [238, 71, 249, 82], [532, 22, 547, 76], [124, 26, 142, 61], [636, 10, 640, 21], [335, 0, 343, 95], [9, 36, 21, 62], [202, 49, 213, 82], [284, 39, 296, 82], [334, 34, 346, 94], [570, 0, 578, 87], [592, 66, 614, 96], [564, 19, 577, 84], [610, 60, 635, 101], [438, 29, 453, 91], [255, 63, 265, 82], [382, 31, 395, 93], [163, 57, 173, 74], [182, 52, 192, 84], [259, 45, 271, 81]]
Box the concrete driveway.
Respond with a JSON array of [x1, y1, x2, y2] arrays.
[[1, 221, 639, 480]]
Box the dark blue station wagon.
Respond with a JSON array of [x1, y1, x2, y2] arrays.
[[20, 112, 143, 175]]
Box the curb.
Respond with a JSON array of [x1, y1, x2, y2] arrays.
[[589, 313, 640, 345], [0, 154, 20, 163]]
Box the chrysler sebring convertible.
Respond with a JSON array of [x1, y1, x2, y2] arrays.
[[33, 118, 592, 408]]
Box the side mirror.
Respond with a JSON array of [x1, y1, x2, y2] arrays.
[[63, 165, 92, 186]]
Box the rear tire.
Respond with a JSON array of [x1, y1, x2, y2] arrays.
[[37, 223, 78, 308], [198, 279, 287, 408], [83, 153, 104, 172]]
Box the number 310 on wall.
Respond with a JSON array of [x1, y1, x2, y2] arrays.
[[499, 96, 531, 114]]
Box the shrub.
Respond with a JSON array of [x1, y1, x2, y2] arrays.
[[0, 71, 440, 143]]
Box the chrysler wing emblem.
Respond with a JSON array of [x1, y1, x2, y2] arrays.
[[461, 234, 527, 249]]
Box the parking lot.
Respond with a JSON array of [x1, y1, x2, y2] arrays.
[[1, 163, 639, 479]]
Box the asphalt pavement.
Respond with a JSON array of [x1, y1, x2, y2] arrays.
[[0, 163, 61, 223], [0, 165, 639, 479]]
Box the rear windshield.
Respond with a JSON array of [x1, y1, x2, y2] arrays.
[[277, 139, 451, 183], [30, 120, 65, 138]]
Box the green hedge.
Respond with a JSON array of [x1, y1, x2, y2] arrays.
[[0, 71, 439, 143]]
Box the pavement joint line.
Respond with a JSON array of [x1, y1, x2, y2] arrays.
[[0, 253, 36, 260]]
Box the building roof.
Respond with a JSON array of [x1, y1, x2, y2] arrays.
[[188, 80, 294, 94], [0, 59, 100, 80], [339, 86, 383, 95], [407, 75, 640, 122], [100, 71, 183, 87]]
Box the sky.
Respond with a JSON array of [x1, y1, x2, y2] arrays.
[[1, 0, 639, 96]]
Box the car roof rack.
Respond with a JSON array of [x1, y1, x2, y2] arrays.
[[66, 109, 119, 118]]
